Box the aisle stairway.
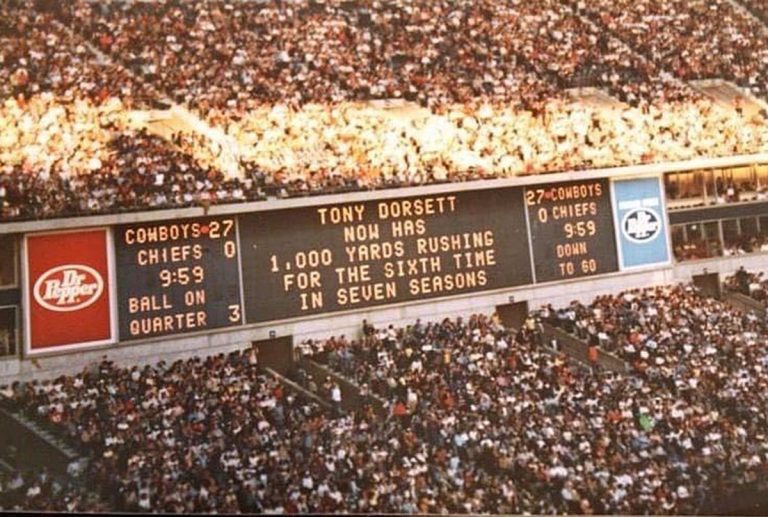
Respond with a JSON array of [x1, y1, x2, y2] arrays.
[[0, 406, 83, 476]]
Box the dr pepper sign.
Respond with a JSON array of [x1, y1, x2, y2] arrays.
[[25, 229, 115, 353]]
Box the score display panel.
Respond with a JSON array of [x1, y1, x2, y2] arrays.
[[525, 178, 619, 282], [115, 217, 243, 340], [107, 178, 623, 341], [239, 188, 534, 323]]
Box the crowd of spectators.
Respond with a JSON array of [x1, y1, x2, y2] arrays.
[[0, 0, 150, 105], [573, 0, 768, 101], [0, 467, 105, 513], [61, 0, 768, 110], [3, 95, 765, 221], [2, 350, 378, 513], [3, 349, 530, 514], [0, 0, 255, 220], [494, 0, 694, 106], [219, 99, 767, 187], [62, 0, 560, 112], [62, 0, 768, 176], [2, 0, 768, 221], [1, 125, 265, 220], [303, 300, 768, 514], [541, 284, 767, 376], [3, 287, 768, 513], [1, 94, 122, 177]]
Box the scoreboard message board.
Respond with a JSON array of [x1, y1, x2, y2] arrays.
[[115, 217, 243, 340], [239, 188, 533, 322], [525, 178, 618, 282], [27, 176, 641, 352]]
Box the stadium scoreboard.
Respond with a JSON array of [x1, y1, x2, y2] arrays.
[[31, 176, 660, 352], [113, 181, 621, 337], [115, 217, 243, 340]]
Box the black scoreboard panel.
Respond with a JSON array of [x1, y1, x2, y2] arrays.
[[239, 188, 533, 322], [115, 217, 243, 340], [104, 177, 629, 341], [525, 178, 619, 282]]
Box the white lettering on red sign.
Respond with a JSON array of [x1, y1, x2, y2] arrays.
[[33, 264, 104, 312]]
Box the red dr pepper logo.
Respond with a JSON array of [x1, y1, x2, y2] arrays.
[[33, 264, 105, 312]]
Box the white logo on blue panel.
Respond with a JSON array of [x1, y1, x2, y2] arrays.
[[622, 207, 661, 244]]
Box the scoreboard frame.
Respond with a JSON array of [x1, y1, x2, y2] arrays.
[[19, 174, 674, 356]]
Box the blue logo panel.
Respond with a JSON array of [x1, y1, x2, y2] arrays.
[[613, 178, 670, 269]]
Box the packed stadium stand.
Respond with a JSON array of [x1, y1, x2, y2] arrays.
[[3, 288, 768, 513], [4, 0, 768, 514]]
